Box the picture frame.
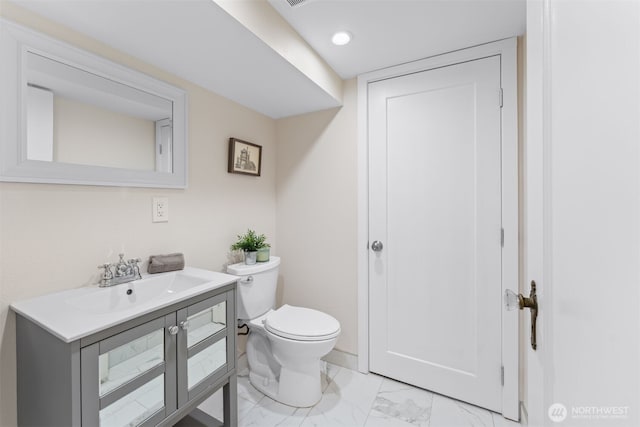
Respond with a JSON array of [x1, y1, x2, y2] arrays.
[[228, 138, 262, 176]]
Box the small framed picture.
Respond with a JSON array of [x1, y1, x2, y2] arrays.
[[228, 138, 262, 176]]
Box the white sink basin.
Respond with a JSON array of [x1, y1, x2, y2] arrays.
[[66, 271, 209, 314], [11, 267, 238, 342]]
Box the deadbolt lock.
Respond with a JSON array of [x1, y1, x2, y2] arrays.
[[505, 281, 538, 350]]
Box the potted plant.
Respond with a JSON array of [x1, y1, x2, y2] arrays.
[[231, 229, 270, 265], [256, 238, 271, 263]]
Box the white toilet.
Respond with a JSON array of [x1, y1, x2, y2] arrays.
[[227, 256, 340, 407]]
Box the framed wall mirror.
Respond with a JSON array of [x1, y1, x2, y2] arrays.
[[0, 19, 188, 188]]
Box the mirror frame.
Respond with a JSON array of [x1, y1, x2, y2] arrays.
[[0, 19, 188, 188]]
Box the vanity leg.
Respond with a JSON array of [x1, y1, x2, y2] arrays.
[[223, 373, 238, 427]]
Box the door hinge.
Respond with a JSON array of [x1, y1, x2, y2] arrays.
[[501, 228, 504, 247], [499, 88, 504, 108], [501, 365, 505, 386]]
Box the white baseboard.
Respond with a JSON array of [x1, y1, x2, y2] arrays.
[[520, 400, 528, 425], [322, 348, 358, 371]]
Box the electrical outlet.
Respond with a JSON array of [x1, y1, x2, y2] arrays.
[[152, 197, 169, 222]]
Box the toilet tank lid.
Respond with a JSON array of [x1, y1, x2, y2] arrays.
[[265, 304, 341, 341], [227, 256, 280, 275]]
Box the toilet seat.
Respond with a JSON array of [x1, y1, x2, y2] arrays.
[[265, 304, 340, 341]]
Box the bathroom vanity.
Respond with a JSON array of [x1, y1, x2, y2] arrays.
[[11, 268, 237, 427]]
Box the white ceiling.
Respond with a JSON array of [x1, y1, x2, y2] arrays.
[[11, 0, 341, 119], [268, 0, 526, 79], [10, 0, 525, 118]]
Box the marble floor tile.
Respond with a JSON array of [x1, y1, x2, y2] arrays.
[[366, 377, 433, 427], [321, 361, 342, 392], [238, 375, 267, 404], [196, 364, 521, 427], [239, 395, 261, 421], [198, 377, 261, 423], [365, 411, 419, 427], [301, 368, 383, 427], [429, 394, 494, 427], [241, 396, 312, 427], [492, 412, 521, 427]]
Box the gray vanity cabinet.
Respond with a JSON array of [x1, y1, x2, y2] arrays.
[[16, 283, 237, 427], [80, 314, 178, 427], [176, 293, 232, 406]]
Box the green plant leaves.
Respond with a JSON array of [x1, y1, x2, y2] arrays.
[[230, 229, 270, 252]]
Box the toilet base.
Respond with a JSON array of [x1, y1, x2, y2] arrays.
[[248, 361, 322, 408], [277, 361, 323, 407], [246, 326, 329, 408], [248, 370, 279, 402]]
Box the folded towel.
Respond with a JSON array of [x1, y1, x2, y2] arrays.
[[148, 253, 185, 274]]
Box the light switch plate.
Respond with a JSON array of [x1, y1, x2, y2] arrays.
[[152, 197, 169, 222]]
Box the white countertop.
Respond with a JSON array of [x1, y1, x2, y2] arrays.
[[10, 267, 238, 343]]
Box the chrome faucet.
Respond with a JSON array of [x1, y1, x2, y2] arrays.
[[97, 253, 142, 287]]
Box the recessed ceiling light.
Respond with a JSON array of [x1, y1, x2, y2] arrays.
[[331, 31, 352, 46]]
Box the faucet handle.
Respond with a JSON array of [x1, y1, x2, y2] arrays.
[[97, 263, 113, 279], [128, 258, 142, 280]]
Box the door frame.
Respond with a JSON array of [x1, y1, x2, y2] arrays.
[[356, 37, 519, 420], [523, 0, 551, 424]]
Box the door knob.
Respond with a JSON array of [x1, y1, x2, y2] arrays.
[[168, 325, 179, 335], [371, 241, 384, 252], [505, 281, 538, 350]]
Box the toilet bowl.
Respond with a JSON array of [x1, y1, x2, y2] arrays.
[[227, 257, 341, 407]]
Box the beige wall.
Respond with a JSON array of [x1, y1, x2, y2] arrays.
[[0, 5, 277, 426], [275, 79, 358, 355], [54, 96, 156, 170]]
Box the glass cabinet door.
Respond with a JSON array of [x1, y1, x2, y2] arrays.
[[185, 298, 226, 348], [98, 328, 164, 396], [99, 374, 165, 427], [81, 314, 177, 427], [177, 291, 233, 405]]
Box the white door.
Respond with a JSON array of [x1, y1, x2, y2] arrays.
[[524, 2, 640, 426], [368, 55, 503, 412], [155, 118, 173, 173]]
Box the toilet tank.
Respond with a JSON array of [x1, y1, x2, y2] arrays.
[[227, 256, 280, 320]]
